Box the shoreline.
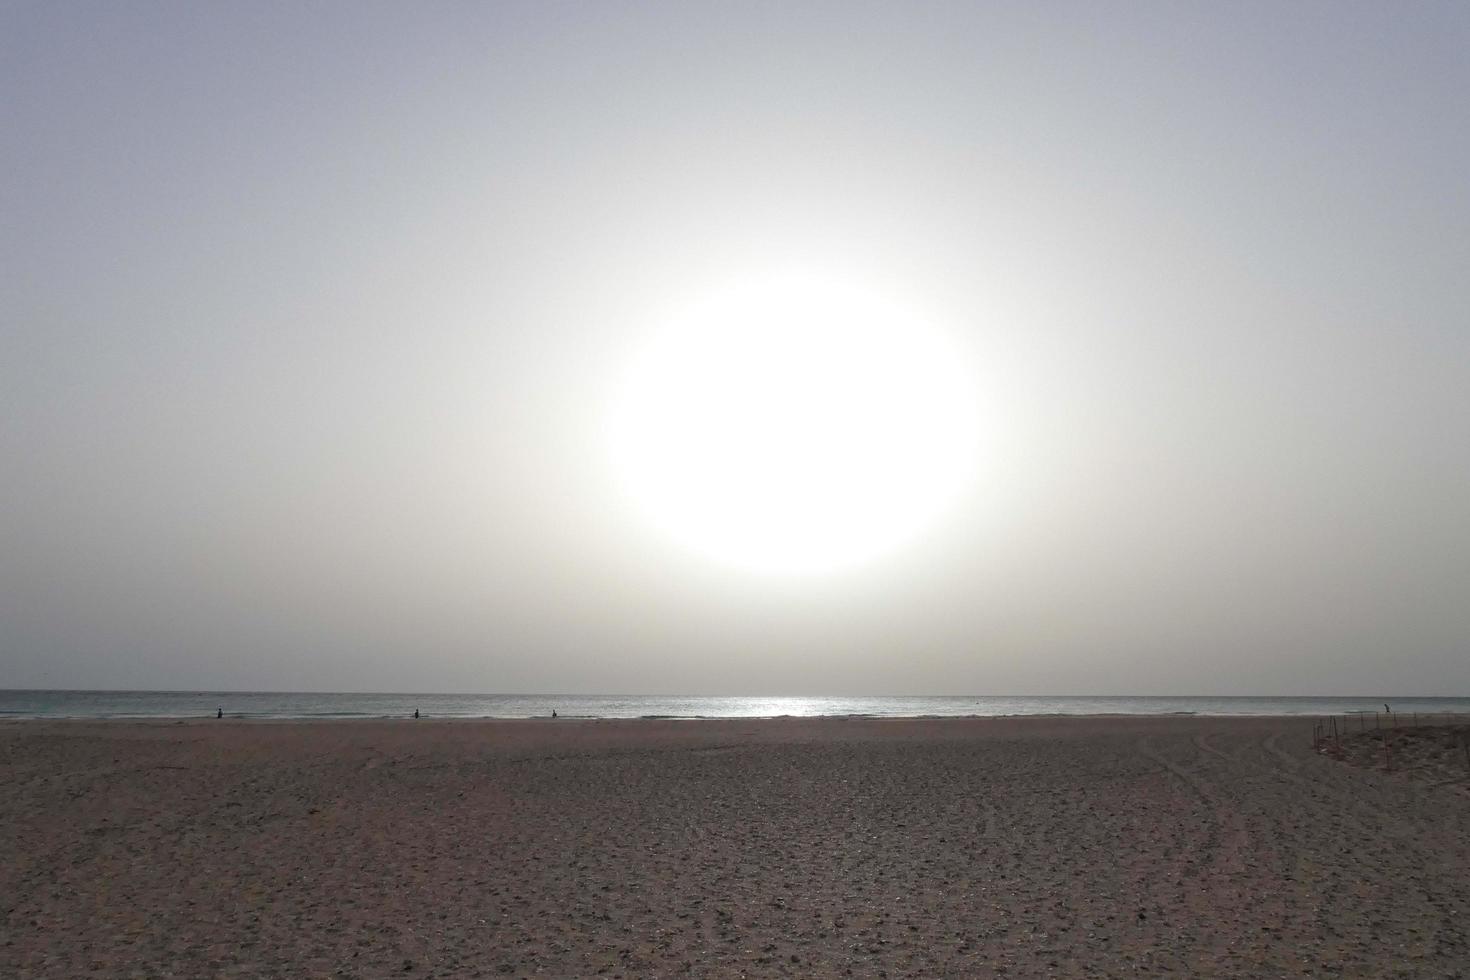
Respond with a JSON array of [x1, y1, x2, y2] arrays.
[[6, 709, 1468, 723]]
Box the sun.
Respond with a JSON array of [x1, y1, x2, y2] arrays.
[[607, 274, 979, 573]]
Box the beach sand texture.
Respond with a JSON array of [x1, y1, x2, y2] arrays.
[[2, 716, 1468, 978]]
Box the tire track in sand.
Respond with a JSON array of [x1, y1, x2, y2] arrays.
[[1137, 735, 1212, 800], [1260, 732, 1301, 772], [1193, 733, 1236, 765]]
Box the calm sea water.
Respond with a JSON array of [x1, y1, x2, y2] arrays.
[[2, 690, 1468, 720]]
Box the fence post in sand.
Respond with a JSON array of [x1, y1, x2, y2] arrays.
[[1375, 712, 1380, 730], [1384, 731, 1392, 771], [1358, 713, 1364, 732]]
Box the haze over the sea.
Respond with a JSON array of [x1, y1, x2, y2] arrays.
[[3, 3, 1467, 696]]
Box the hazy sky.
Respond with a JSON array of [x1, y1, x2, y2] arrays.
[[4, 2, 1468, 695]]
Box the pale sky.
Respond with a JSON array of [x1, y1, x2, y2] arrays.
[[3, 2, 1468, 695]]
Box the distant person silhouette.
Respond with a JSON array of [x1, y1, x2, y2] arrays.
[[414, 708, 420, 719], [552, 709, 557, 719], [1385, 703, 1391, 714], [216, 707, 222, 719]]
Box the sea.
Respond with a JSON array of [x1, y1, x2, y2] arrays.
[[2, 690, 1468, 721]]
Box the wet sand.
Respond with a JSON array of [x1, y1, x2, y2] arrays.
[[3, 715, 1468, 978]]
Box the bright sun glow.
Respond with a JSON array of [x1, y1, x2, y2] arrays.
[[608, 274, 979, 573]]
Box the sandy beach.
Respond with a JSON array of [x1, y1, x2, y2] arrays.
[[3, 715, 1468, 978]]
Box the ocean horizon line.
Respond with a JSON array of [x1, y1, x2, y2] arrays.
[[3, 688, 1463, 699], [4, 690, 1469, 722]]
